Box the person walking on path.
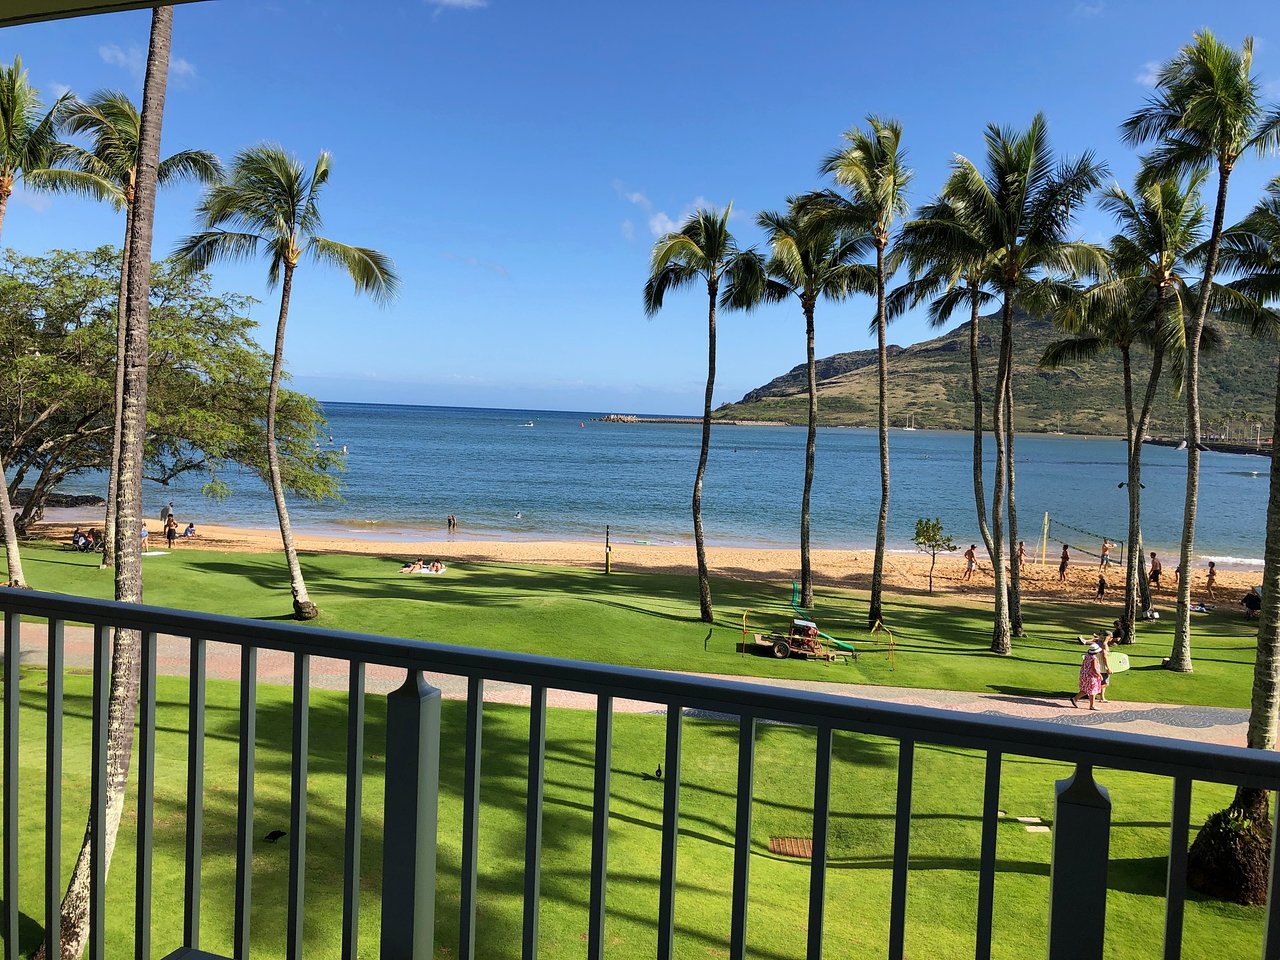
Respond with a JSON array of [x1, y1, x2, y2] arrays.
[[1099, 538, 1112, 569], [962, 544, 977, 582], [1097, 634, 1114, 703], [1058, 544, 1070, 582], [1071, 641, 1105, 710], [1206, 561, 1217, 601], [1149, 551, 1162, 591]]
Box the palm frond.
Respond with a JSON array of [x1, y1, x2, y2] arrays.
[[307, 237, 399, 304]]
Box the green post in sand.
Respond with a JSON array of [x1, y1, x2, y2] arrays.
[[605, 525, 611, 574]]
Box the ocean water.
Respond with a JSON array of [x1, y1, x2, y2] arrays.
[[49, 402, 1269, 564]]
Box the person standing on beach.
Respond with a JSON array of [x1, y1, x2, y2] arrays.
[[962, 544, 977, 582], [1017, 540, 1027, 573], [1058, 544, 1070, 582], [1096, 572, 1107, 599], [165, 514, 178, 548], [160, 500, 174, 524], [1099, 538, 1112, 569], [1206, 561, 1217, 600], [1149, 551, 1162, 590]]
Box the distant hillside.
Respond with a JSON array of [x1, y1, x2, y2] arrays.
[[716, 311, 1279, 437]]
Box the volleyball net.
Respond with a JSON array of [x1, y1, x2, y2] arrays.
[[1042, 514, 1127, 566]]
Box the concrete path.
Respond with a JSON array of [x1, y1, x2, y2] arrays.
[[10, 621, 1249, 746]]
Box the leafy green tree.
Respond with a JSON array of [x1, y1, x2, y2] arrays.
[[755, 196, 873, 607], [1123, 30, 1280, 672], [0, 247, 339, 531], [51, 89, 221, 567], [1183, 176, 1280, 902], [0, 55, 71, 587], [644, 206, 766, 622], [821, 117, 912, 628], [918, 115, 1105, 652], [911, 516, 956, 593], [175, 144, 398, 619]]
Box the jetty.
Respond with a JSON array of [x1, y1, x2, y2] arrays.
[[593, 414, 785, 426], [1143, 437, 1272, 458]]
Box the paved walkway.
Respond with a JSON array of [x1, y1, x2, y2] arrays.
[[10, 622, 1249, 746]]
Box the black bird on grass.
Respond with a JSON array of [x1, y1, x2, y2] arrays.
[[655, 763, 662, 780], [263, 829, 287, 844]]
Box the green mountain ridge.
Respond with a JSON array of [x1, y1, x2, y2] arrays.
[[715, 311, 1279, 437]]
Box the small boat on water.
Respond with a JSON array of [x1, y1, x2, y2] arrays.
[[901, 414, 917, 431], [521, 421, 534, 427]]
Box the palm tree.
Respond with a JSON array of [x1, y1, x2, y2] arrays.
[[53, 90, 221, 568], [38, 10, 176, 959], [821, 117, 912, 628], [175, 145, 398, 619], [756, 196, 874, 607], [1185, 176, 1280, 902], [0, 56, 70, 588], [644, 206, 765, 622], [921, 115, 1105, 652], [1042, 174, 1211, 641], [895, 183, 1001, 596], [1122, 30, 1280, 672]]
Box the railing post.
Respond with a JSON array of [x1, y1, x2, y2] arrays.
[[380, 669, 441, 960], [1048, 764, 1111, 960]]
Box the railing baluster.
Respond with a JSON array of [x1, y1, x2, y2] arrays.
[[1162, 777, 1191, 960], [522, 685, 547, 960], [287, 653, 309, 960], [343, 661, 365, 960], [459, 677, 484, 960], [888, 739, 914, 960], [379, 669, 441, 959], [1266, 786, 1280, 960], [2, 611, 18, 960], [729, 716, 755, 960], [89, 624, 110, 960], [975, 750, 1002, 960], [44, 620, 63, 960], [1048, 764, 1111, 960], [806, 725, 832, 960], [587, 695, 613, 960], [134, 631, 156, 960], [183, 636, 206, 950], [657, 704, 682, 960], [233, 645, 257, 959]]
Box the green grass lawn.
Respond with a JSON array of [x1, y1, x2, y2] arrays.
[[4, 541, 1263, 709], [0, 670, 1264, 960]]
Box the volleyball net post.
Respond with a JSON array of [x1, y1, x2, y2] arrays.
[[1044, 515, 1127, 567], [1041, 511, 1049, 567]]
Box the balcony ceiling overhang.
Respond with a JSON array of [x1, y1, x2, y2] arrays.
[[1, 0, 205, 28]]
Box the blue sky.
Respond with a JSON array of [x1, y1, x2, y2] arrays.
[[3, 0, 1279, 414]]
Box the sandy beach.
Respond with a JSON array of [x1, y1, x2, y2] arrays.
[[35, 517, 1261, 605]]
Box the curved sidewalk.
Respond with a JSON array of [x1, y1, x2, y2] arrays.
[[12, 621, 1248, 746]]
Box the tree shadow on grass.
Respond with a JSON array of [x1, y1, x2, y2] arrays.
[[0, 899, 44, 958]]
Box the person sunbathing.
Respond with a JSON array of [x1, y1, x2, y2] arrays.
[[399, 558, 425, 573], [427, 560, 446, 573]]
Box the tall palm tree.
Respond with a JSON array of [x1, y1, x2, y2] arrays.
[[175, 145, 398, 619], [1042, 174, 1211, 641], [756, 196, 874, 607], [644, 206, 765, 622], [1185, 176, 1280, 902], [1122, 30, 1280, 672], [895, 184, 1001, 598], [38, 10, 176, 959], [53, 90, 221, 568], [0, 57, 70, 588], [821, 117, 912, 628], [922, 115, 1105, 652]]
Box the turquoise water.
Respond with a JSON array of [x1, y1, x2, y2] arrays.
[[52, 402, 1269, 563]]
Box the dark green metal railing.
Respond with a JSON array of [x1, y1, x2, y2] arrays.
[[3, 587, 1280, 960]]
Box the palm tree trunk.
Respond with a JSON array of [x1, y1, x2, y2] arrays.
[[800, 297, 817, 608], [692, 277, 718, 623], [1170, 164, 1232, 672], [1125, 342, 1166, 640], [1121, 345, 1138, 638], [1004, 357, 1024, 637], [967, 289, 996, 561], [41, 10, 172, 959], [101, 209, 134, 569], [989, 295, 1014, 654], [869, 243, 890, 628], [0, 190, 29, 588], [267, 263, 318, 620]]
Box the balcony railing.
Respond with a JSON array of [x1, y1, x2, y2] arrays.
[[2, 587, 1280, 959]]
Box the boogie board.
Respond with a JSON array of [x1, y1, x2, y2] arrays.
[[1108, 652, 1131, 674]]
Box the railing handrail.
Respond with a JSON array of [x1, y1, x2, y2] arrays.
[[2, 586, 1277, 788]]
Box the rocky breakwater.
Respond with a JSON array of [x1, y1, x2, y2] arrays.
[[593, 414, 786, 426]]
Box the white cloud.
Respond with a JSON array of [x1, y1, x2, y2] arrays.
[[49, 81, 72, 99], [100, 43, 196, 82], [171, 57, 197, 79], [615, 181, 718, 238], [1073, 1, 1104, 16], [1135, 61, 1161, 87], [427, 0, 487, 9], [620, 220, 635, 241], [14, 188, 52, 213], [648, 212, 677, 237]]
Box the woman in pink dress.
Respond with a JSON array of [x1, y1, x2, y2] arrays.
[[1071, 643, 1104, 710]]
